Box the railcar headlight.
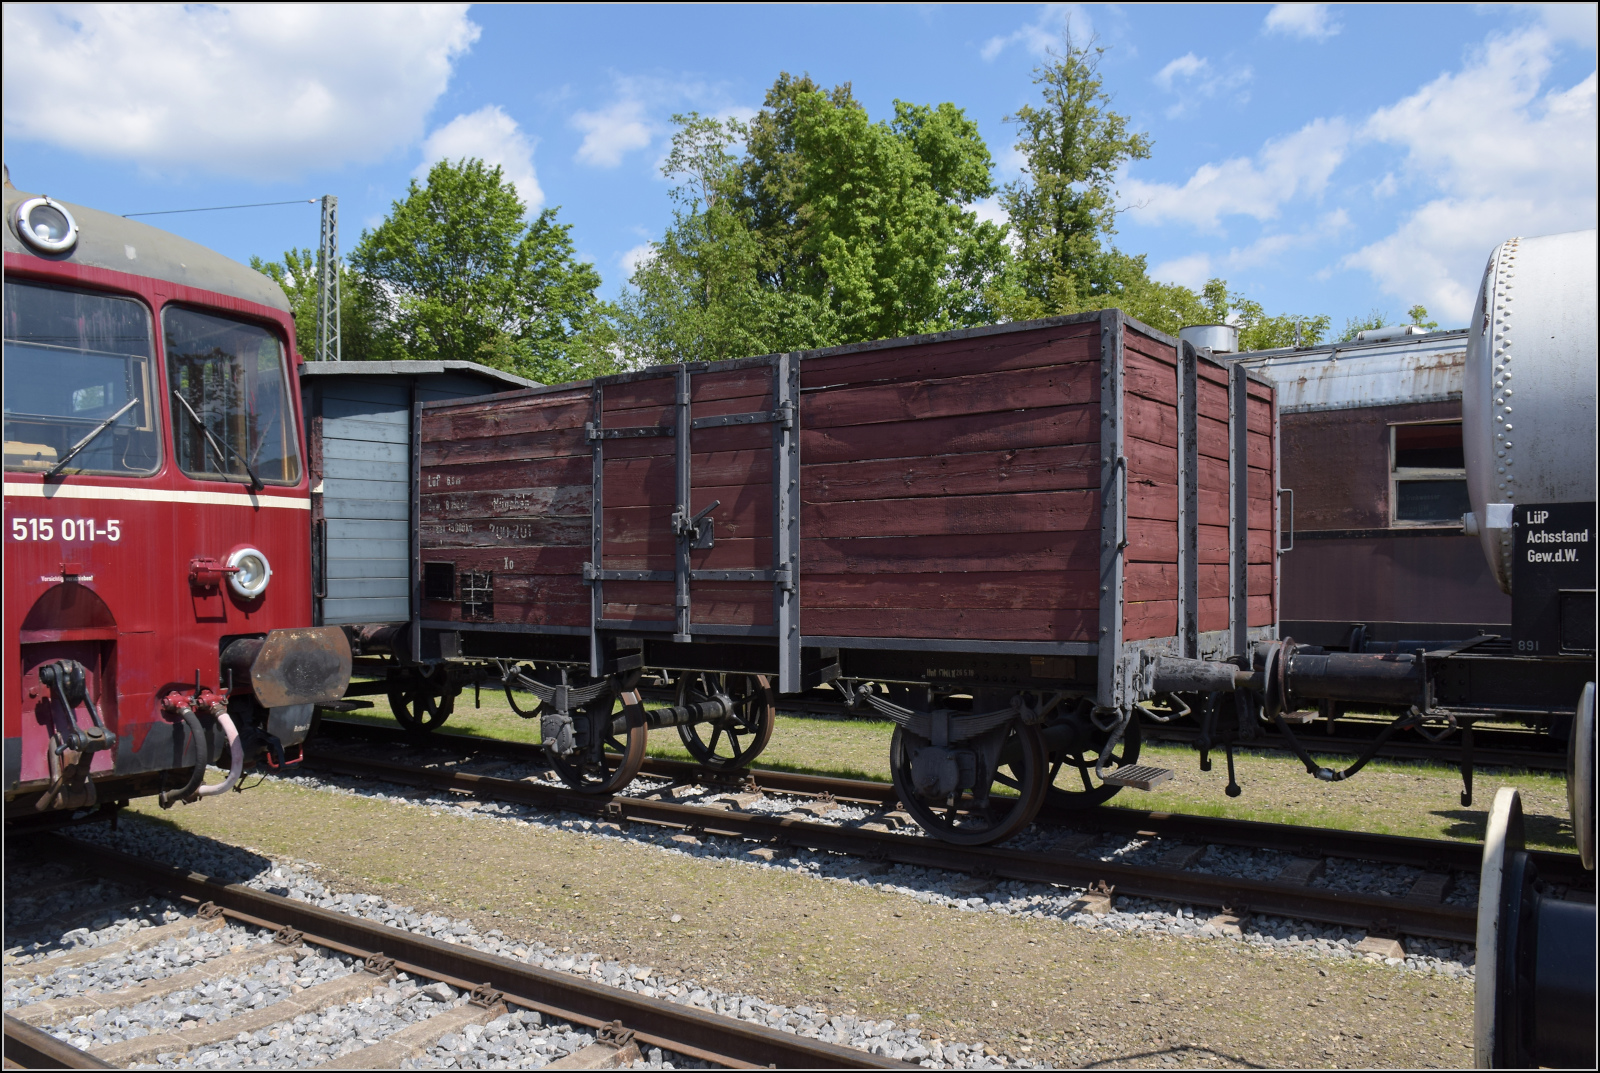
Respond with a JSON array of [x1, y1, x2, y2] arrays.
[[15, 196, 79, 254], [227, 547, 272, 599]]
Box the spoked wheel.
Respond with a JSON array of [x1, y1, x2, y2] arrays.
[[675, 672, 775, 770], [1043, 706, 1143, 810], [547, 687, 648, 795], [386, 667, 458, 734], [889, 719, 1049, 846]]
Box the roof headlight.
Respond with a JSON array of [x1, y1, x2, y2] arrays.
[[227, 547, 272, 599], [15, 196, 79, 254]]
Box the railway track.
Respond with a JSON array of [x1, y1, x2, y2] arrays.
[[307, 719, 1589, 948], [3, 836, 900, 1070]]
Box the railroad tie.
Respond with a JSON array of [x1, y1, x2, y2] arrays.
[[1405, 873, 1453, 903], [1157, 844, 1206, 870], [545, 1022, 643, 1070], [320, 999, 507, 1069], [93, 965, 387, 1067], [12, 942, 306, 1027], [1275, 857, 1327, 885], [3, 916, 227, 987]]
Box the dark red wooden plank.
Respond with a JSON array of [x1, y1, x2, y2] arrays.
[[421, 515, 589, 549], [802, 531, 1099, 574], [802, 404, 1098, 465], [602, 536, 773, 572], [1124, 394, 1178, 448], [802, 571, 1100, 612], [808, 489, 1097, 540], [421, 485, 589, 523], [1126, 435, 1176, 485], [1124, 348, 1177, 406], [803, 444, 1097, 504], [802, 362, 1097, 430], [422, 393, 589, 443], [800, 324, 1099, 389], [1126, 562, 1178, 602], [424, 546, 587, 575], [421, 425, 587, 467], [802, 606, 1096, 642], [424, 455, 590, 494], [1124, 600, 1177, 642]]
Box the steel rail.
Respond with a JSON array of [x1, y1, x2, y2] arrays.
[[3, 1015, 111, 1069], [45, 838, 901, 1071], [305, 747, 1489, 944], [312, 718, 1588, 887]]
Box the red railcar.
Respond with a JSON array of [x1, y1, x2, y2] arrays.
[[4, 179, 350, 820], [407, 312, 1279, 842]]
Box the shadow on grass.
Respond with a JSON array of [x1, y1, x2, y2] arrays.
[[1434, 807, 1575, 850]]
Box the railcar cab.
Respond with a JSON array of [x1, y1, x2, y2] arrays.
[[3, 173, 350, 822]]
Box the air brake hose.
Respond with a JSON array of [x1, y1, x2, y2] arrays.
[[159, 704, 209, 807], [194, 711, 243, 798]]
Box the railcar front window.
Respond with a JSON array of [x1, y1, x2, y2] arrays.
[[3, 281, 160, 476], [164, 306, 301, 485]]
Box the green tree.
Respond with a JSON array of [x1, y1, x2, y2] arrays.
[[616, 77, 1011, 365], [996, 33, 1152, 319], [350, 158, 614, 382], [249, 249, 379, 361], [1340, 308, 1391, 341], [1408, 303, 1439, 330]]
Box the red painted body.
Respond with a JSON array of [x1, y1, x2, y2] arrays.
[[4, 251, 312, 797]]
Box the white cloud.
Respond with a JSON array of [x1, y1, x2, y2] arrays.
[[971, 196, 1009, 230], [980, 4, 1091, 62], [1153, 52, 1252, 117], [1155, 53, 1208, 91], [1122, 117, 1351, 232], [1150, 252, 1213, 290], [417, 106, 543, 211], [619, 243, 654, 276], [1, 3, 478, 181], [1149, 209, 1351, 288], [1263, 4, 1340, 41], [572, 98, 654, 168], [1343, 24, 1598, 322]]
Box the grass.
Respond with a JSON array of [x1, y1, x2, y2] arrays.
[[328, 691, 1576, 851]]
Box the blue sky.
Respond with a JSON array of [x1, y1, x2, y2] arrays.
[[4, 3, 1595, 331]]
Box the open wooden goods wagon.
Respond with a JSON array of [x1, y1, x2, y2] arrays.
[[411, 311, 1281, 842]]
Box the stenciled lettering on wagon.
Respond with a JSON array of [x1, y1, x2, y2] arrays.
[[424, 473, 462, 488], [489, 522, 540, 541], [489, 491, 541, 514], [423, 522, 474, 535]]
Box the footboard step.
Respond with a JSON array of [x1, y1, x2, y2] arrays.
[[1100, 765, 1175, 790]]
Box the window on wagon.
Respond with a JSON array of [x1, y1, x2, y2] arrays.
[[1390, 420, 1467, 526], [163, 306, 301, 485], [3, 280, 161, 476]]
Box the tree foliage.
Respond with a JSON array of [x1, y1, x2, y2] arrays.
[[248, 248, 379, 361], [349, 158, 615, 381], [614, 76, 1010, 365]]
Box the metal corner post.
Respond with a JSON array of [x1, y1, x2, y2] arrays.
[[1271, 378, 1282, 637], [774, 352, 802, 693], [1227, 361, 1249, 661], [408, 390, 422, 664], [673, 365, 693, 644], [588, 383, 605, 676], [1097, 311, 1127, 710], [1177, 341, 1200, 659]]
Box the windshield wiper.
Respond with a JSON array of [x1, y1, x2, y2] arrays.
[[44, 397, 140, 479], [170, 390, 263, 491]]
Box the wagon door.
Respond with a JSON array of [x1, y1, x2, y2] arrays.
[[587, 356, 801, 689]]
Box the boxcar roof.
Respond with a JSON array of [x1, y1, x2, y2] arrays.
[[3, 183, 290, 313], [1235, 329, 1468, 414], [299, 359, 537, 389]]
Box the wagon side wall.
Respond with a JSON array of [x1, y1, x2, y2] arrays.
[[798, 322, 1104, 643], [417, 385, 593, 629], [1120, 324, 1180, 642]]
